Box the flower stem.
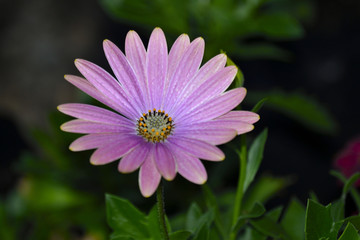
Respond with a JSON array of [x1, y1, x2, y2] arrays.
[[230, 135, 247, 240], [157, 181, 170, 240]]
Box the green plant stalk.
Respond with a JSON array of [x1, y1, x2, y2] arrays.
[[350, 188, 360, 211], [157, 182, 170, 240], [230, 135, 247, 240]]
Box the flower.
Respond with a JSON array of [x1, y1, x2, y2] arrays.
[[58, 28, 259, 197], [334, 138, 360, 186]]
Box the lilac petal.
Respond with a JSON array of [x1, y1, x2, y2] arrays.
[[118, 141, 150, 173], [75, 59, 139, 119], [125, 31, 150, 106], [154, 143, 177, 180], [172, 66, 237, 117], [103, 39, 145, 111], [167, 34, 191, 83], [139, 145, 161, 197], [177, 53, 227, 100], [215, 111, 260, 124], [60, 119, 133, 134], [164, 38, 205, 111], [90, 135, 141, 165], [178, 88, 247, 123], [57, 103, 133, 125], [176, 128, 237, 145], [168, 136, 225, 161], [179, 119, 254, 135], [69, 133, 127, 151], [64, 75, 121, 111], [170, 146, 207, 184], [146, 28, 168, 110]]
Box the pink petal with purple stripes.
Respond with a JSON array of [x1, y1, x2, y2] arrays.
[[168, 136, 224, 161], [215, 111, 260, 124], [57, 103, 133, 125], [139, 145, 161, 197], [75, 59, 139, 119], [172, 66, 237, 117], [118, 141, 150, 173], [164, 38, 204, 111], [170, 147, 207, 184], [178, 88, 247, 123], [69, 133, 131, 151], [64, 75, 120, 112], [146, 28, 168, 110], [167, 34, 191, 84], [103, 39, 145, 111], [175, 128, 237, 145], [125, 31, 150, 108], [154, 143, 177, 180], [90, 135, 140, 165], [60, 119, 133, 134]]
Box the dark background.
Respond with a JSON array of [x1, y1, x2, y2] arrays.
[[1, 0, 359, 216]]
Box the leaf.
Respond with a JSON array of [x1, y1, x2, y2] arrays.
[[343, 173, 360, 197], [247, 90, 338, 135], [192, 210, 214, 238], [330, 199, 345, 223], [233, 202, 266, 232], [169, 230, 192, 240], [147, 205, 162, 240], [281, 198, 306, 240], [305, 199, 337, 240], [221, 51, 245, 88], [106, 194, 148, 238], [243, 129, 268, 193], [338, 223, 360, 240], [251, 98, 268, 113], [185, 203, 202, 232], [256, 13, 304, 39], [345, 215, 360, 231]]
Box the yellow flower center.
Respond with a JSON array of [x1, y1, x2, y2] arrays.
[[137, 109, 174, 143]]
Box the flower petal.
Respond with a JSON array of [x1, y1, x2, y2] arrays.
[[164, 37, 205, 111], [75, 59, 139, 119], [154, 143, 177, 180], [167, 34, 191, 84], [64, 75, 120, 111], [178, 88, 247, 123], [170, 147, 207, 184], [90, 135, 141, 165], [103, 39, 145, 111], [60, 119, 133, 134], [168, 136, 224, 161], [215, 111, 260, 124], [69, 133, 126, 151], [139, 145, 161, 197], [118, 141, 150, 173], [146, 28, 168, 110], [175, 127, 237, 145], [57, 103, 133, 125], [172, 66, 237, 117], [125, 30, 149, 106]]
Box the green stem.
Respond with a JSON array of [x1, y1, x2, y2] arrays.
[[157, 181, 170, 240], [350, 188, 360, 211], [230, 135, 247, 240]]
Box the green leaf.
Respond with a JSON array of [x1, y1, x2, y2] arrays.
[[305, 199, 336, 240], [185, 203, 202, 232], [338, 223, 360, 240], [281, 198, 306, 240], [243, 174, 291, 211], [169, 230, 192, 240], [345, 215, 360, 231], [251, 98, 268, 113], [106, 194, 148, 238], [343, 173, 360, 197], [247, 90, 337, 135], [147, 205, 162, 240], [185, 204, 214, 239], [193, 222, 210, 240], [256, 13, 304, 39], [243, 129, 268, 193], [233, 202, 266, 232]]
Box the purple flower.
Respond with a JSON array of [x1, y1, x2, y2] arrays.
[[58, 28, 259, 197]]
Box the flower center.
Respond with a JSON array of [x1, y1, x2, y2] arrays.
[[137, 109, 174, 143]]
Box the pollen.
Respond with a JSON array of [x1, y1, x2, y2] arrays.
[[137, 109, 175, 143]]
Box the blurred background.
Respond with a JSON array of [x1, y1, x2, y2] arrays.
[[1, 0, 359, 239]]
